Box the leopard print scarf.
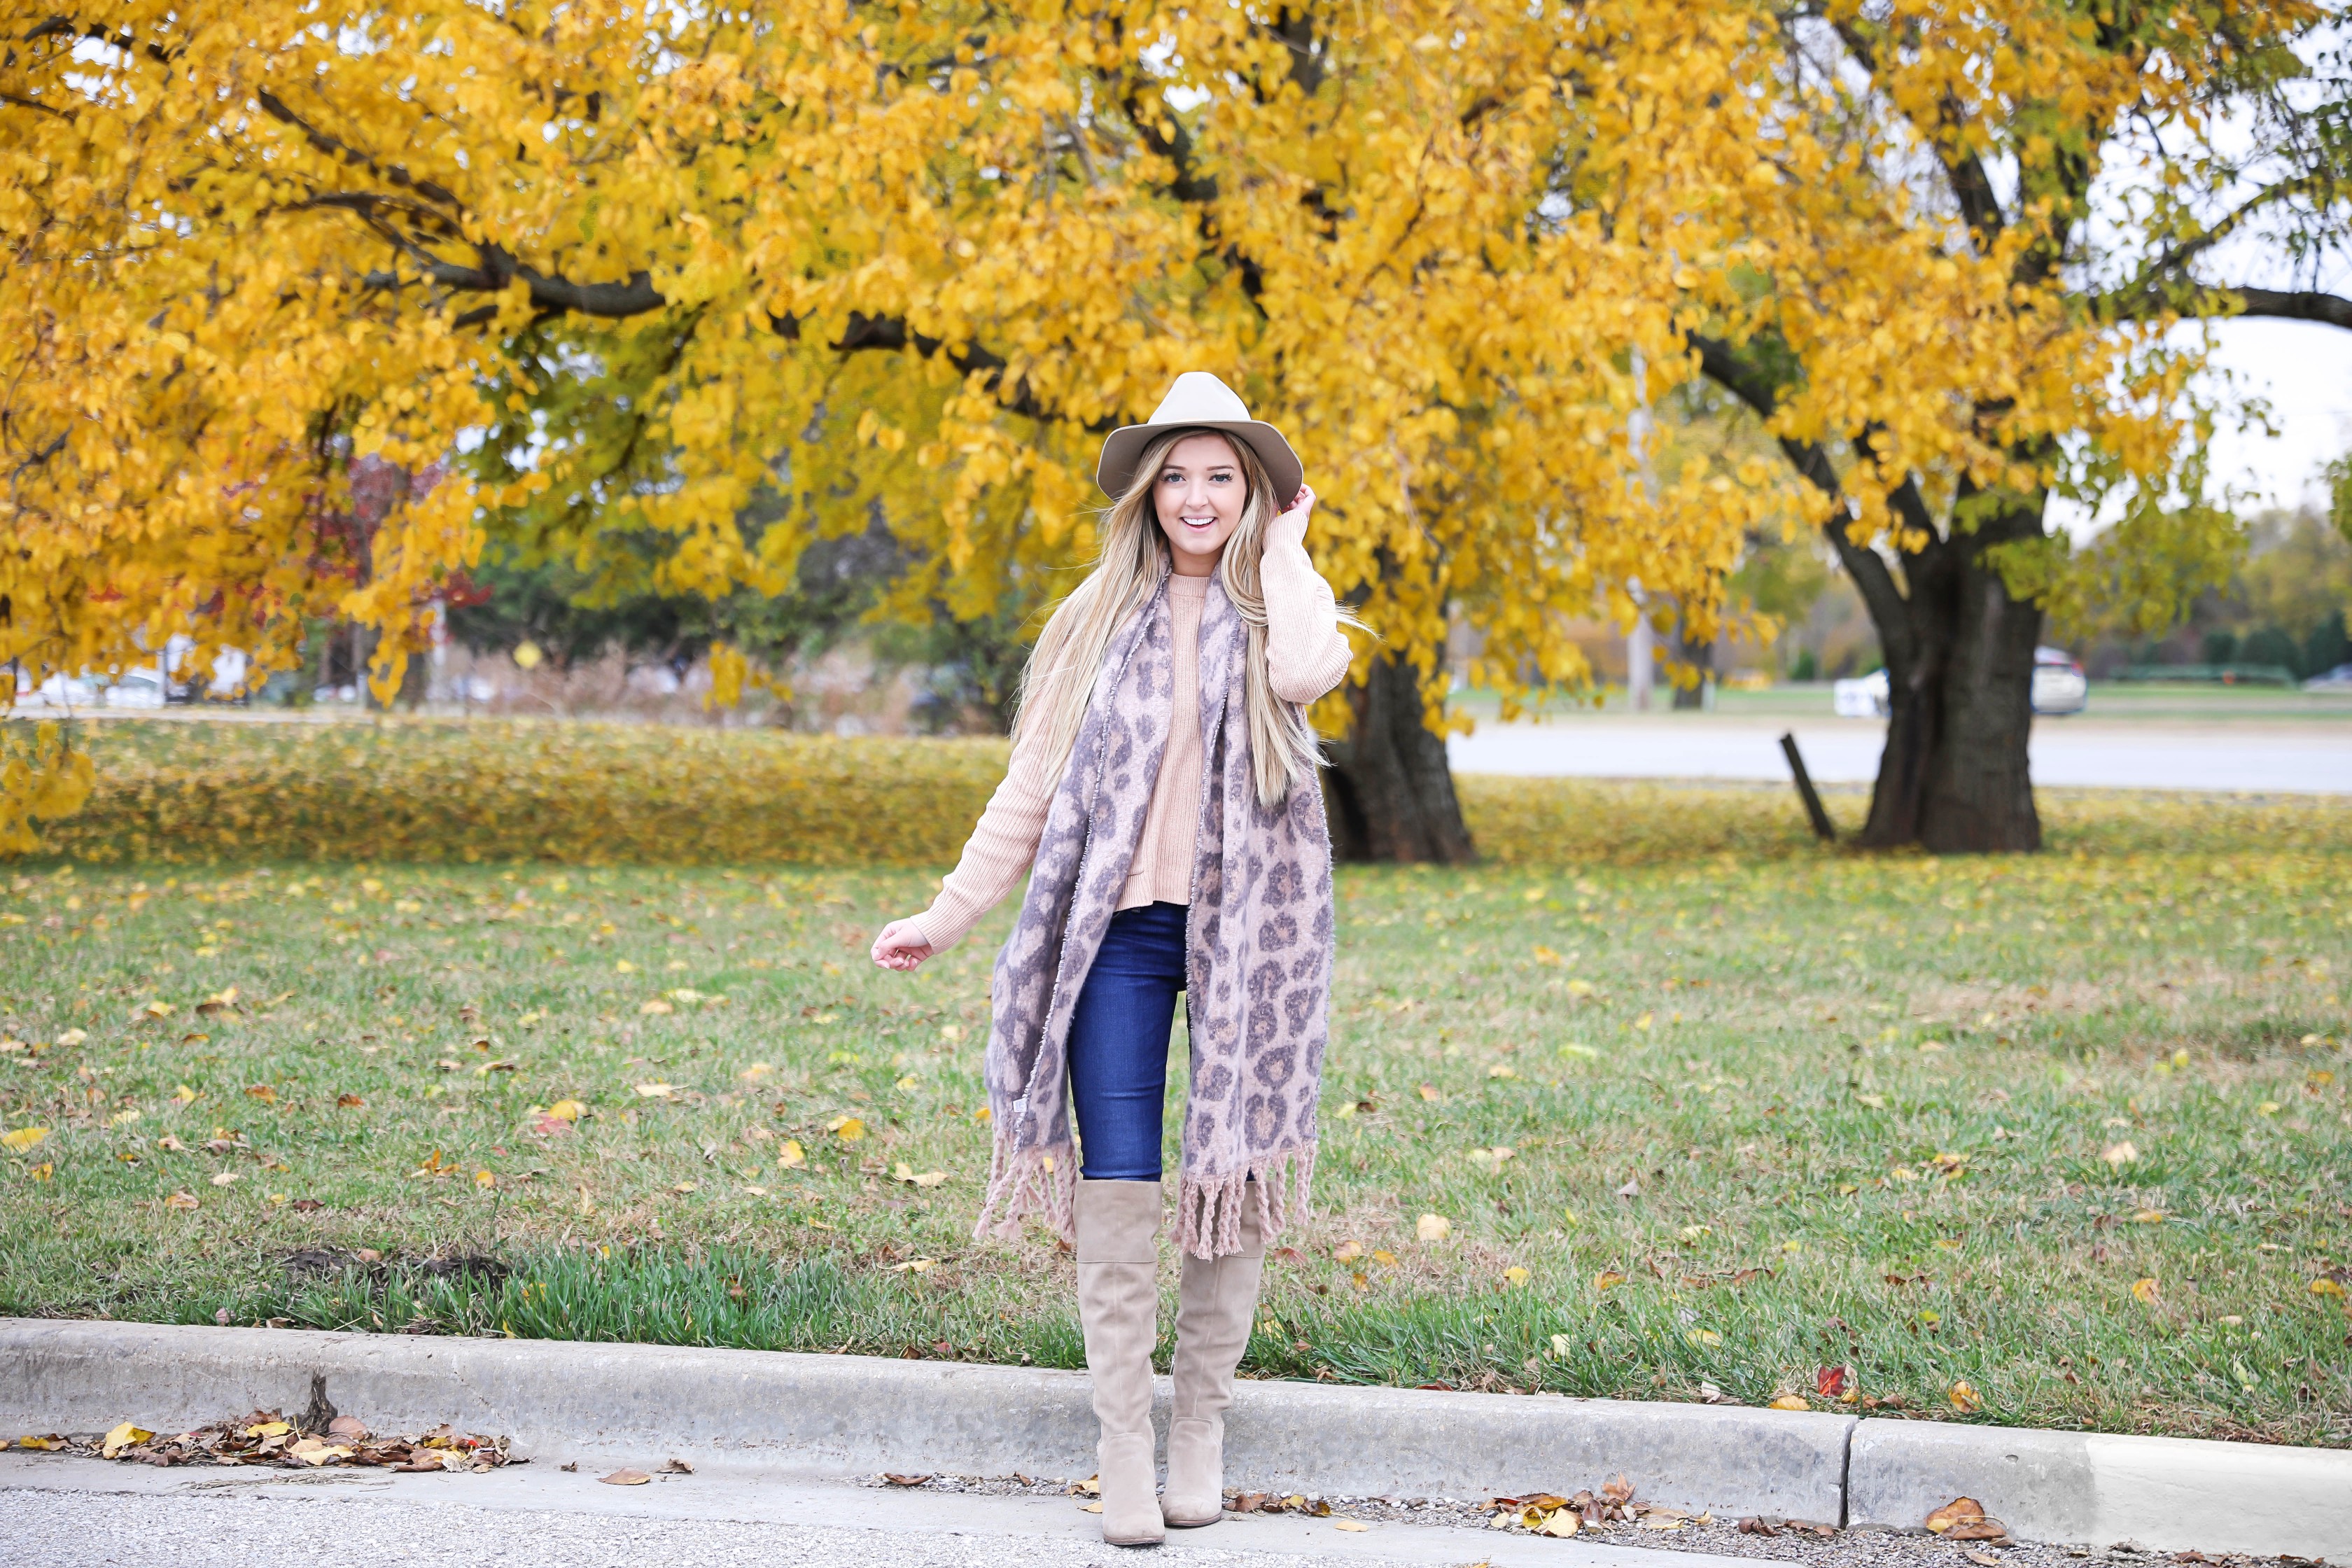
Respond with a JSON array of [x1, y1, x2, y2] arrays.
[[974, 573, 1332, 1259]]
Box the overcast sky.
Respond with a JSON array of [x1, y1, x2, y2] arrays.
[[2199, 317, 2352, 514]]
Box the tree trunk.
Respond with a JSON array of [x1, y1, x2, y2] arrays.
[[1671, 626, 1712, 710], [1322, 651, 1476, 863], [1857, 503, 2043, 852]]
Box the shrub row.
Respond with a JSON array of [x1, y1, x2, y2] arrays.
[[13, 716, 2350, 867]]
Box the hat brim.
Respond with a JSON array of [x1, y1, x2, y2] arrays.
[[1096, 419, 1303, 507]]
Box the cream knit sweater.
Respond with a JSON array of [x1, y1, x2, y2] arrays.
[[907, 542, 1353, 953]]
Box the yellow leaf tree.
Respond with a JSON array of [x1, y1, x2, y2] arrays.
[[1675, 0, 2347, 849], [7, 1, 2337, 858]]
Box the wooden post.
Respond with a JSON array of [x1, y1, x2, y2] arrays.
[[1779, 732, 1837, 844]]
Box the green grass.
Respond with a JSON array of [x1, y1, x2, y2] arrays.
[[2, 818, 2347, 1445]]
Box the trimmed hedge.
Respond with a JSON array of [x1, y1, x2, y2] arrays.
[[15, 716, 2351, 867]]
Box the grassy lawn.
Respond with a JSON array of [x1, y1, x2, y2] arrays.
[[2, 803, 2347, 1446]]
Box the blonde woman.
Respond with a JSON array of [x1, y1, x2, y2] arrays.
[[871, 372, 1350, 1546]]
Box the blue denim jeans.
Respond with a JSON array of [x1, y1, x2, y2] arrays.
[[1066, 901, 1189, 1182]]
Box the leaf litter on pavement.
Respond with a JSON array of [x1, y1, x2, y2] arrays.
[[9, 1409, 518, 1471]]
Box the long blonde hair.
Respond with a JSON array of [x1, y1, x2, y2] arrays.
[[1016, 429, 1324, 811]]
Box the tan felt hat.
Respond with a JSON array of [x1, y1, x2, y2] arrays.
[[1096, 372, 1303, 503]]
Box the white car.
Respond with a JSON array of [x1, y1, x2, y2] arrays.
[[2031, 647, 2088, 715], [1833, 669, 1889, 718], [101, 669, 169, 708]]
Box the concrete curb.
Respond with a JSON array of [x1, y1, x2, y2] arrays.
[[3, 1320, 2344, 1559], [1849, 1420, 2352, 1560]]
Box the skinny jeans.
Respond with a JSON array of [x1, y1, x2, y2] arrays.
[[1065, 901, 1189, 1182]]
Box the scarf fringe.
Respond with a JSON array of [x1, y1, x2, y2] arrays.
[[972, 1135, 1078, 1246], [1173, 1142, 1316, 1260]]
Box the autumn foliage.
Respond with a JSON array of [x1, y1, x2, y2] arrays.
[[3, 1, 2342, 852]]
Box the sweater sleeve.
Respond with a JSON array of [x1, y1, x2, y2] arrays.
[[906, 724, 1056, 954], [1261, 540, 1354, 704]]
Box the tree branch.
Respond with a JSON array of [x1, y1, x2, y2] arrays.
[[1690, 331, 1917, 666], [2092, 279, 2352, 330], [255, 89, 463, 211]]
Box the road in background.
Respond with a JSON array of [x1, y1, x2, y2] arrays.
[[1448, 685, 2352, 794]]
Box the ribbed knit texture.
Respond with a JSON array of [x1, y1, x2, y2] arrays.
[[1121, 573, 1208, 909], [907, 540, 1350, 954]]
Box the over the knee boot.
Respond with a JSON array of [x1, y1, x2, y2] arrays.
[[1159, 1190, 1264, 1527], [1074, 1177, 1166, 1547]]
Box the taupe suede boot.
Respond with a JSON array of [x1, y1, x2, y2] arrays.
[[1074, 1177, 1166, 1547], [1158, 1190, 1264, 1527]]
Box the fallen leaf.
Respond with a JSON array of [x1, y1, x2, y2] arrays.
[[882, 1473, 932, 1486], [327, 1416, 369, 1442], [1816, 1364, 1850, 1399], [829, 1116, 867, 1142], [244, 1084, 276, 1105], [1, 1126, 47, 1153], [1415, 1213, 1452, 1242], [1768, 1394, 1809, 1410], [1078, 1501, 1103, 1513], [639, 1000, 673, 1016], [101, 1421, 154, 1459], [599, 1468, 651, 1485], [1334, 1518, 1371, 1532], [1947, 1380, 1984, 1413], [14, 1436, 67, 1450], [778, 1139, 806, 1168], [1639, 1513, 1684, 1531], [1503, 1266, 1531, 1287], [1966, 1552, 2003, 1565], [1417, 1084, 1441, 1101], [1616, 1177, 1642, 1198], [633, 1082, 676, 1100], [1541, 1508, 1581, 1537], [2306, 1278, 2345, 1298], [164, 1191, 199, 1210], [1333, 1241, 1364, 1263], [210, 1172, 240, 1186], [659, 1457, 694, 1474], [1926, 1499, 1988, 1534], [2130, 1209, 2165, 1224], [738, 1063, 772, 1082], [2132, 1278, 2160, 1303], [2101, 1141, 2138, 1166], [892, 1258, 937, 1273], [1595, 1270, 1627, 1292], [1369, 1249, 1397, 1266]]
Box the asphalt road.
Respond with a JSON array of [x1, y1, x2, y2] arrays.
[[1448, 717, 2352, 794], [0, 1455, 1734, 1568]]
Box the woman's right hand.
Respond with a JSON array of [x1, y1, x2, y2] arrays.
[[871, 918, 934, 972]]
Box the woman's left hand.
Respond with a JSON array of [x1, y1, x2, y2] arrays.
[[1267, 484, 1315, 552]]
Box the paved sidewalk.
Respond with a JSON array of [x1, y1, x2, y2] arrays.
[[0, 1454, 1735, 1568]]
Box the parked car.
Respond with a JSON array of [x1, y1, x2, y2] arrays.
[[2031, 646, 2088, 715], [1833, 668, 1889, 718], [13, 672, 102, 710], [101, 668, 169, 709], [2305, 662, 2352, 692]]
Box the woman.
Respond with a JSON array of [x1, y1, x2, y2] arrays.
[[870, 372, 1350, 1546]]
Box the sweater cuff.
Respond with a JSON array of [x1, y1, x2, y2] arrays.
[[906, 904, 969, 957]]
